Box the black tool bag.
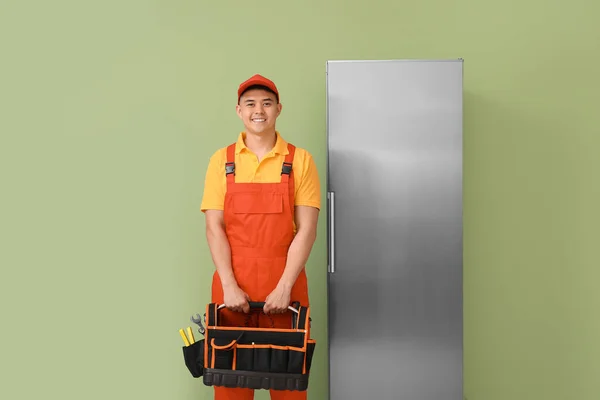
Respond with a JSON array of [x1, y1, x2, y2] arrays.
[[182, 302, 316, 392]]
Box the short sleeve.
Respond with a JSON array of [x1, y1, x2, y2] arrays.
[[200, 151, 226, 212], [295, 153, 321, 209]]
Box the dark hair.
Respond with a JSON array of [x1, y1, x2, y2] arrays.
[[238, 84, 279, 103]]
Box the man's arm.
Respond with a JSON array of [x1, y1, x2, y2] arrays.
[[205, 210, 250, 313], [263, 205, 319, 313], [205, 210, 234, 286]]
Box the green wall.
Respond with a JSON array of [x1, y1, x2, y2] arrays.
[[2, 1, 598, 399]]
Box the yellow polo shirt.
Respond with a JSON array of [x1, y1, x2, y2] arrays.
[[200, 131, 321, 212]]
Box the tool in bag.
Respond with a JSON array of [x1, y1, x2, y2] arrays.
[[181, 301, 316, 392]]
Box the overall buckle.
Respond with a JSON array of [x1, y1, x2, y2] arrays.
[[281, 162, 292, 175]]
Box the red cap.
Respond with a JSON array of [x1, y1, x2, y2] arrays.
[[237, 74, 279, 101]]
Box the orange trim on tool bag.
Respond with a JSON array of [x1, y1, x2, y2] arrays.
[[204, 304, 209, 368], [302, 307, 311, 374], [207, 326, 306, 333], [306, 307, 311, 337], [211, 338, 237, 350], [232, 347, 237, 371], [270, 344, 291, 351], [286, 345, 306, 352], [209, 339, 218, 369], [238, 343, 270, 349], [236, 344, 257, 349], [210, 338, 237, 369], [236, 343, 306, 352]]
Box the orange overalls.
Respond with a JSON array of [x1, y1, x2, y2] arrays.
[[210, 142, 310, 400]]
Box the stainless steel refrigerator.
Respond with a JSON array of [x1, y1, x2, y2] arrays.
[[326, 59, 463, 400]]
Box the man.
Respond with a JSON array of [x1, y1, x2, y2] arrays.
[[200, 74, 320, 400]]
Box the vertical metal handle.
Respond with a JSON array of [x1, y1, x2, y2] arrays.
[[328, 191, 335, 273]]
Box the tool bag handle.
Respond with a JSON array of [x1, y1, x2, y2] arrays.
[[207, 302, 310, 330], [216, 301, 299, 314]]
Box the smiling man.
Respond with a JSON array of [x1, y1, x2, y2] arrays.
[[200, 74, 321, 400]]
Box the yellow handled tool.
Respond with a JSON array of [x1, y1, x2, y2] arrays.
[[186, 327, 195, 344], [179, 328, 191, 346]]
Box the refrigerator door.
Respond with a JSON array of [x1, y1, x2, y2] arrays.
[[326, 60, 463, 400]]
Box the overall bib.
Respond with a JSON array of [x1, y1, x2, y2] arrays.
[[210, 142, 310, 400]]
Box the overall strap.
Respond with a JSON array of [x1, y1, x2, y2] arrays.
[[281, 143, 296, 215], [225, 143, 236, 189], [280, 143, 296, 184]]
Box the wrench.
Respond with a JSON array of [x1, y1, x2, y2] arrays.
[[190, 313, 205, 335]]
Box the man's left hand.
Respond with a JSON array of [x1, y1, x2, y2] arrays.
[[263, 285, 291, 314]]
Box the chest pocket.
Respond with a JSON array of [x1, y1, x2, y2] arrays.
[[232, 192, 283, 214]]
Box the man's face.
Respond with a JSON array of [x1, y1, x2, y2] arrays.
[[236, 88, 282, 136]]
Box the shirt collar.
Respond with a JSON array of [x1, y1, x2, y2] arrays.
[[235, 131, 289, 155]]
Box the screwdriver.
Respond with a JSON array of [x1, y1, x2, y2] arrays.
[[179, 329, 191, 346], [186, 327, 195, 344]]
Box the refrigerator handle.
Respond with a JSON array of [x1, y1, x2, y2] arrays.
[[328, 191, 335, 273]]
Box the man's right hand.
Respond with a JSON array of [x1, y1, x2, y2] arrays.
[[223, 284, 251, 313]]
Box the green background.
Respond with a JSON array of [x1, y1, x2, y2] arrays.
[[1, 1, 598, 399]]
